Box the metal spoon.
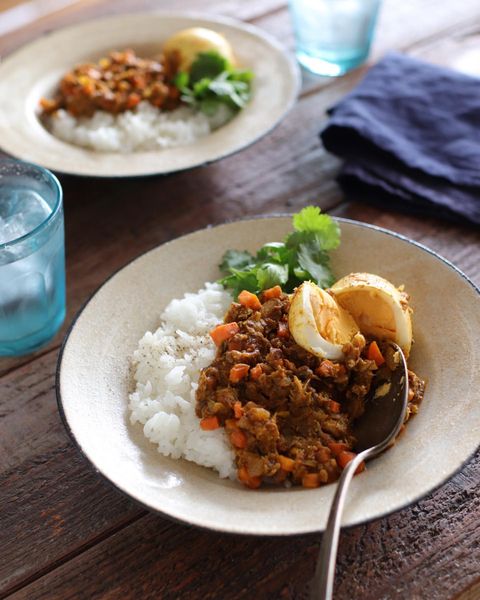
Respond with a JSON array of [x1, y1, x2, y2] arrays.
[[310, 341, 409, 600]]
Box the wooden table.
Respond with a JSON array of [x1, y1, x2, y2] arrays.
[[1, 1, 479, 598]]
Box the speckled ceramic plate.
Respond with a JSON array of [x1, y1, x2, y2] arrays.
[[0, 12, 299, 177], [56, 217, 480, 535]]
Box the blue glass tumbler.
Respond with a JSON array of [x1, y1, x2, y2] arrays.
[[0, 159, 66, 356], [289, 0, 381, 76]]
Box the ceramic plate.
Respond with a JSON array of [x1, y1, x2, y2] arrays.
[[0, 12, 299, 177], [57, 217, 480, 535]]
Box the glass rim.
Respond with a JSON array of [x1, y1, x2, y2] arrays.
[[0, 158, 63, 251]]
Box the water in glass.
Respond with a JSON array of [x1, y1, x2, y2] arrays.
[[0, 174, 65, 356], [289, 0, 381, 76]]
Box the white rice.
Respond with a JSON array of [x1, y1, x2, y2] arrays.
[[47, 101, 233, 153], [128, 282, 236, 478]]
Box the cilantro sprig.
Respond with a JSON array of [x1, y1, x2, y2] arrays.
[[174, 51, 253, 116], [219, 207, 340, 298]]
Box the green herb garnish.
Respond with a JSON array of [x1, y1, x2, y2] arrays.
[[174, 51, 253, 116], [218, 206, 340, 298]]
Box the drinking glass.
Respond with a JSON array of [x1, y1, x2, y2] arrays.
[[0, 159, 66, 356], [289, 0, 381, 76]]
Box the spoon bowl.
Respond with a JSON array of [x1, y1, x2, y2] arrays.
[[311, 342, 409, 600]]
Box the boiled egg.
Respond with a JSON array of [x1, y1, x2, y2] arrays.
[[330, 273, 413, 357], [163, 27, 235, 71], [288, 281, 360, 361]]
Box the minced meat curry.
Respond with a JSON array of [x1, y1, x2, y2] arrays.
[[196, 286, 424, 489], [40, 49, 181, 118]]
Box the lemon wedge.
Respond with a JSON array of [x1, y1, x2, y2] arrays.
[[330, 273, 413, 357], [288, 281, 360, 361], [163, 27, 235, 71]]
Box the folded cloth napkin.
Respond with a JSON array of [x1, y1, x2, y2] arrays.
[[320, 52, 480, 225]]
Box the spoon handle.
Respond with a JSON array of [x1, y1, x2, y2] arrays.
[[310, 450, 370, 600]]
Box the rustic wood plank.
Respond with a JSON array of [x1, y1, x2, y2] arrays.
[[0, 350, 143, 597], [8, 447, 480, 600], [331, 203, 480, 284], [0, 0, 284, 55]]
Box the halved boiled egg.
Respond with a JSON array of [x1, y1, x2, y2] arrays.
[[288, 281, 360, 361], [163, 27, 235, 71], [330, 273, 413, 357]]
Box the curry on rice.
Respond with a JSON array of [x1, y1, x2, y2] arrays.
[[196, 286, 424, 489]]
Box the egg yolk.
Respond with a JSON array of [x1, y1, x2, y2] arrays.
[[310, 287, 359, 345]]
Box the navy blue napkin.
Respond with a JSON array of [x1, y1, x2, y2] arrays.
[[320, 52, 480, 225]]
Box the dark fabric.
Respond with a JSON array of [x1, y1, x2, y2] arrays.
[[320, 52, 480, 225]]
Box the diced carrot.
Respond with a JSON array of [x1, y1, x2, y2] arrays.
[[238, 466, 261, 489], [200, 416, 220, 431], [230, 429, 247, 449], [263, 285, 282, 299], [302, 473, 320, 488], [246, 477, 262, 489], [277, 321, 289, 338], [233, 401, 244, 419], [355, 461, 366, 474], [126, 93, 141, 108], [329, 400, 341, 414], [328, 442, 349, 456], [278, 455, 295, 472], [238, 466, 248, 482], [367, 341, 385, 366], [337, 450, 356, 469], [229, 363, 250, 384], [250, 364, 263, 380], [210, 322, 239, 346], [238, 290, 262, 310], [39, 97, 57, 111], [336, 450, 365, 475]]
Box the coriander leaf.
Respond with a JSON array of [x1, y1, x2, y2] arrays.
[[293, 267, 310, 280], [219, 249, 254, 273], [176, 51, 253, 117], [219, 268, 258, 299], [189, 51, 229, 85], [217, 206, 339, 296], [207, 79, 236, 97], [297, 241, 335, 288], [256, 262, 289, 290], [292, 206, 340, 250], [257, 243, 297, 270], [193, 77, 214, 96], [293, 206, 323, 231], [174, 71, 189, 89], [232, 70, 254, 83]]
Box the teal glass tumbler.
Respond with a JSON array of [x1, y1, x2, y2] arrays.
[[289, 0, 381, 76], [0, 159, 66, 356]]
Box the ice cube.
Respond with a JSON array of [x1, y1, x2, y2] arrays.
[[0, 190, 51, 244]]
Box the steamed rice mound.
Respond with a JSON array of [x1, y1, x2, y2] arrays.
[[128, 283, 235, 478], [48, 102, 233, 153]]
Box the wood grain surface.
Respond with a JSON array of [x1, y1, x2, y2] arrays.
[[1, 1, 479, 599]]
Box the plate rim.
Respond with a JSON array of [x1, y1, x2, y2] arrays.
[[0, 10, 301, 178], [55, 215, 480, 535]]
